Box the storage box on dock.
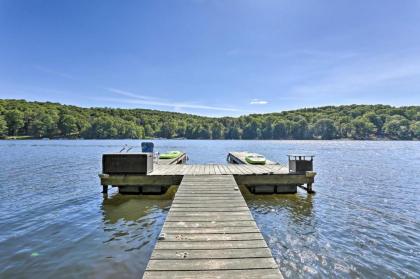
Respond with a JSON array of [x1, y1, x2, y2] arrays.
[[102, 153, 153, 174], [288, 155, 314, 173]]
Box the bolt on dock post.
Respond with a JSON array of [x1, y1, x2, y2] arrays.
[[288, 155, 316, 193]]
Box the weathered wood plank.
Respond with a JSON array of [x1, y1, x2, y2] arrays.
[[170, 208, 250, 212], [154, 239, 268, 250], [150, 248, 272, 259], [163, 220, 257, 228], [171, 204, 248, 208], [174, 192, 235, 195], [174, 192, 239, 196], [173, 196, 243, 201], [166, 216, 254, 222], [218, 164, 230, 175], [143, 269, 282, 279], [162, 227, 260, 234], [168, 212, 251, 217], [146, 258, 278, 271], [162, 233, 264, 241], [172, 201, 244, 205], [173, 197, 240, 200]]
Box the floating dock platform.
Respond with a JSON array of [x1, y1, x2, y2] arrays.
[[100, 151, 315, 194], [100, 162, 315, 194], [227, 151, 278, 165]]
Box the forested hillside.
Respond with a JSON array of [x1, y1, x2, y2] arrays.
[[0, 99, 419, 140]]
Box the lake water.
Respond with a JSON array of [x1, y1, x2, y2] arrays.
[[0, 140, 419, 278]]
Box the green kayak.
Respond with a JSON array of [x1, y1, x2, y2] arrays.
[[245, 155, 266, 165], [159, 151, 183, 159]]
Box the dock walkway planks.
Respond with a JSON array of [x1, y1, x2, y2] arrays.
[[143, 175, 282, 279], [150, 164, 289, 175]]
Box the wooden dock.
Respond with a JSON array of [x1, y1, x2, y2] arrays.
[[158, 152, 188, 165], [143, 175, 282, 279], [99, 150, 316, 277], [227, 151, 278, 165]]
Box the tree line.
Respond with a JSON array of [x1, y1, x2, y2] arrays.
[[0, 99, 419, 140]]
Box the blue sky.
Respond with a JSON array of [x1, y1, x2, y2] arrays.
[[1, 0, 419, 116]]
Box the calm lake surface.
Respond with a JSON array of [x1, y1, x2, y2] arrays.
[[0, 140, 419, 278]]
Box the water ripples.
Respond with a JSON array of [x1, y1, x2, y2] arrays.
[[0, 140, 419, 278]]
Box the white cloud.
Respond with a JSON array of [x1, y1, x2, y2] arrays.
[[103, 87, 239, 112], [33, 65, 75, 80], [250, 99, 268, 105], [105, 87, 161, 101]]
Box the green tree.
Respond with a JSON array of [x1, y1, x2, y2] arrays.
[[288, 116, 308, 139], [58, 114, 79, 136], [0, 115, 8, 136], [272, 121, 288, 139], [5, 109, 24, 136], [261, 121, 273, 139], [159, 122, 176, 139], [242, 120, 260, 139], [211, 122, 224, 139], [185, 124, 196, 139], [176, 121, 187, 138], [410, 121, 420, 138], [383, 116, 412, 139], [27, 110, 58, 138], [364, 112, 384, 135], [313, 119, 337, 140], [121, 122, 144, 139], [75, 116, 90, 136], [144, 124, 154, 138], [350, 117, 375, 139], [225, 126, 241, 139], [84, 116, 118, 139], [195, 126, 211, 139]]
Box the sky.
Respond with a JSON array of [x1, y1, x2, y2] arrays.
[[0, 0, 420, 116]]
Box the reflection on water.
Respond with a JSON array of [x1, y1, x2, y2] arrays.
[[244, 190, 320, 278], [0, 140, 419, 278], [101, 187, 176, 224], [98, 187, 176, 278]]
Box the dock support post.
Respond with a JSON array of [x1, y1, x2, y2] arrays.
[[307, 183, 314, 194], [102, 185, 108, 194]]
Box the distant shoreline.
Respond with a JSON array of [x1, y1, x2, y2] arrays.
[[1, 99, 419, 141], [1, 136, 418, 141]]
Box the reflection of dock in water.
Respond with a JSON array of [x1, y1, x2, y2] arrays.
[[101, 189, 175, 224], [243, 189, 315, 222]]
